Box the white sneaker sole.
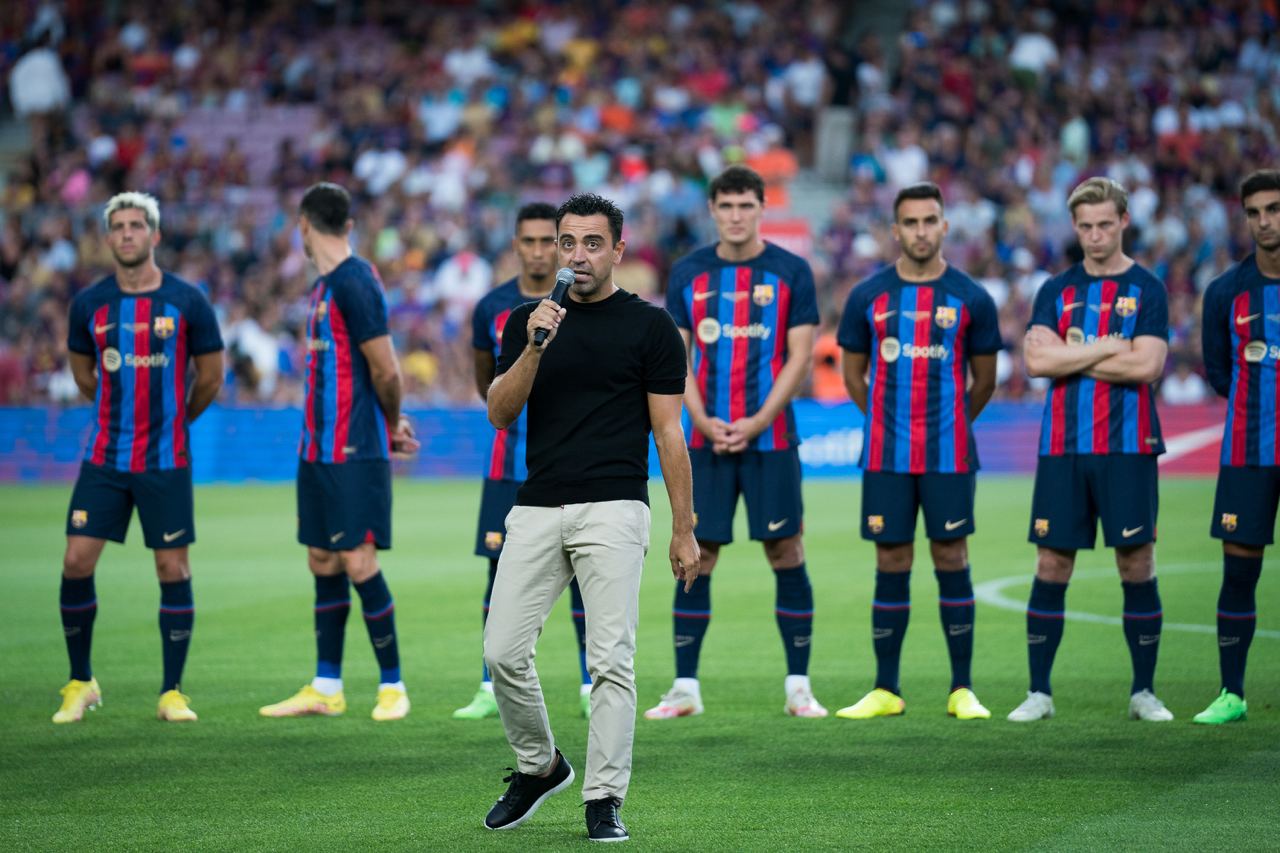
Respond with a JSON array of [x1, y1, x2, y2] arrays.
[[484, 765, 576, 831]]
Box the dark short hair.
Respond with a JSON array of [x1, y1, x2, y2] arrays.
[[893, 182, 944, 218], [1240, 169, 1280, 205], [556, 193, 624, 244], [515, 202, 558, 231], [708, 165, 765, 203], [299, 182, 351, 235]]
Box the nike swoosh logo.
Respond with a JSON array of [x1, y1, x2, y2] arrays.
[[95, 323, 116, 334], [944, 519, 968, 531], [1122, 526, 1144, 538], [1138, 635, 1160, 646], [162, 529, 186, 543], [330, 531, 346, 543], [872, 628, 893, 639], [948, 624, 973, 636], [767, 518, 789, 532], [1236, 313, 1261, 324], [693, 290, 718, 301], [874, 310, 897, 322], [1061, 302, 1083, 311]]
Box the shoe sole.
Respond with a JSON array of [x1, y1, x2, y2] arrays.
[[53, 696, 102, 724], [643, 708, 701, 720], [589, 834, 630, 842], [484, 765, 576, 831]]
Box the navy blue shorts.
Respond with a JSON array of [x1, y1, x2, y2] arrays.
[[1211, 464, 1280, 547], [690, 448, 803, 543], [1029, 454, 1158, 550], [66, 462, 194, 549], [475, 478, 520, 558], [297, 459, 391, 551], [860, 471, 976, 543]]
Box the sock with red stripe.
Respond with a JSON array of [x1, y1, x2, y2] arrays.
[[569, 576, 590, 685], [314, 574, 350, 681], [673, 575, 711, 679], [1217, 554, 1261, 697], [936, 567, 975, 691], [1122, 578, 1162, 694], [60, 575, 97, 682], [159, 579, 194, 692], [1027, 577, 1067, 695], [355, 572, 400, 684], [774, 564, 813, 675], [872, 571, 910, 695], [481, 558, 497, 683]]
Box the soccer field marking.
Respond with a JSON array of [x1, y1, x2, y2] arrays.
[[974, 563, 1280, 639], [1158, 424, 1222, 465]]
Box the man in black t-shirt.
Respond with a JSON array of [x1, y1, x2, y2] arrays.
[[481, 194, 699, 844]]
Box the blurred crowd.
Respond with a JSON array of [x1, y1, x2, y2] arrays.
[[0, 0, 1276, 408]]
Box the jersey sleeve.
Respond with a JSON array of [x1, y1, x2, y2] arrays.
[[67, 293, 94, 355], [496, 304, 531, 376], [1028, 276, 1060, 331], [186, 288, 225, 355], [836, 285, 869, 353], [1200, 274, 1233, 398], [788, 260, 820, 326], [1134, 275, 1170, 340], [665, 266, 691, 330], [966, 286, 1003, 354], [332, 266, 390, 344], [472, 297, 495, 352], [644, 307, 687, 395]]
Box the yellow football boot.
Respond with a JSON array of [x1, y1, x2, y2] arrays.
[[157, 690, 198, 722], [835, 687, 905, 720], [947, 687, 991, 720], [259, 684, 346, 718], [52, 678, 101, 724], [371, 685, 410, 721]]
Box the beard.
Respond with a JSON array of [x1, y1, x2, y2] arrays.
[[112, 248, 150, 268]]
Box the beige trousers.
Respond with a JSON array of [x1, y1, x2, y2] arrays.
[[483, 500, 650, 803]]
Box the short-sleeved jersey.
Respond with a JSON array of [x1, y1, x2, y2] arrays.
[[299, 255, 392, 464], [666, 243, 819, 452], [67, 273, 224, 473], [472, 277, 531, 482], [837, 265, 1002, 474], [1029, 262, 1168, 457], [1202, 254, 1280, 467]]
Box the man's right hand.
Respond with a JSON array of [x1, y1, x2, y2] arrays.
[[694, 415, 735, 453], [527, 299, 568, 350]]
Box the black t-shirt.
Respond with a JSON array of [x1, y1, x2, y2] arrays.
[[496, 288, 686, 506]]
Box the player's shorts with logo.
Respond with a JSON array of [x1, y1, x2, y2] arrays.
[[66, 461, 195, 548], [474, 477, 521, 558], [297, 459, 391, 551], [690, 448, 802, 543], [1211, 464, 1280, 547], [1028, 453, 1157, 549], [860, 471, 976, 542]]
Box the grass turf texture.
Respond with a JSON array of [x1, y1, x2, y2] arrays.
[[1, 477, 1276, 851]]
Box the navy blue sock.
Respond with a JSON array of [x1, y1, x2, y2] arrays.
[[1122, 578, 1162, 694], [354, 572, 400, 684], [872, 572, 910, 695], [673, 575, 711, 679], [1217, 554, 1262, 698], [314, 574, 350, 680], [936, 567, 975, 691], [774, 564, 813, 676], [159, 579, 194, 693], [481, 558, 497, 683], [60, 575, 97, 682], [569, 577, 590, 685], [1027, 578, 1067, 695]]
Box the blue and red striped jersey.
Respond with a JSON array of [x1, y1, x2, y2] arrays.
[[838, 265, 1001, 474], [472, 277, 531, 482], [299, 256, 392, 464], [1202, 254, 1280, 467], [67, 273, 223, 473], [666, 243, 819, 452], [1029, 263, 1168, 457]]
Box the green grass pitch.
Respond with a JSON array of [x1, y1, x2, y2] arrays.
[[1, 476, 1276, 851]]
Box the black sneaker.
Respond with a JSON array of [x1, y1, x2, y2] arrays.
[[484, 750, 575, 830], [585, 797, 628, 842]]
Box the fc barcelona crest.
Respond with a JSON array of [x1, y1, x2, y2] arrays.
[[867, 515, 885, 534], [1115, 296, 1137, 317], [1220, 513, 1238, 533], [934, 306, 957, 329], [752, 284, 775, 306], [484, 531, 504, 550], [153, 315, 175, 339], [316, 300, 328, 320], [1034, 518, 1050, 537], [71, 509, 88, 529]]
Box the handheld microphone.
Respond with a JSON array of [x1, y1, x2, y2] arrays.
[[533, 267, 576, 347]]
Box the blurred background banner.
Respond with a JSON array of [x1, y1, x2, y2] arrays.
[[0, 401, 1226, 482]]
